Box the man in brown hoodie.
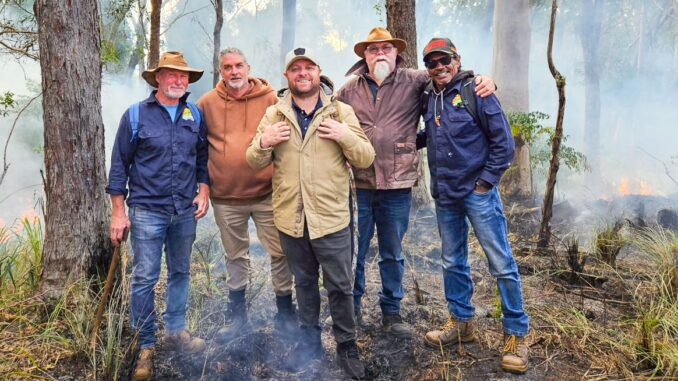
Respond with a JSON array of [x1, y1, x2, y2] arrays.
[[197, 47, 295, 341]]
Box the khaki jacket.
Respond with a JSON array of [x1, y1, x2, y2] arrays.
[[337, 58, 429, 189], [246, 89, 375, 239]]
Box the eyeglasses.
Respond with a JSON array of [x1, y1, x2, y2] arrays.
[[424, 54, 457, 69], [366, 44, 394, 55]]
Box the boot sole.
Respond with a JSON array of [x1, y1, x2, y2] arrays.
[[501, 363, 528, 374], [424, 333, 476, 349]]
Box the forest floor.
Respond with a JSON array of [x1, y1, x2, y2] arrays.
[[2, 194, 677, 380]]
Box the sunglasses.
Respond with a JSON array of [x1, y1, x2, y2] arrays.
[[424, 54, 457, 69], [366, 44, 395, 55]]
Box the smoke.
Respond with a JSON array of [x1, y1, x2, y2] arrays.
[[2, 0, 677, 229]]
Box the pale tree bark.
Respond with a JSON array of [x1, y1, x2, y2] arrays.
[[386, 0, 431, 208], [280, 0, 296, 85], [538, 0, 566, 248], [579, 0, 603, 177], [492, 0, 532, 197], [212, 0, 223, 87], [148, 0, 161, 69], [35, 0, 111, 297]]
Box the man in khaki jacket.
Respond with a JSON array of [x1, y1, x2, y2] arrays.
[[197, 48, 296, 341], [247, 47, 375, 379]]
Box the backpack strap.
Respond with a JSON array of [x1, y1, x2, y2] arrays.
[[186, 102, 202, 126], [128, 102, 140, 144], [460, 79, 490, 138]]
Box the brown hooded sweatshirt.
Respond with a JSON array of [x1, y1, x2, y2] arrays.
[[197, 77, 277, 204]]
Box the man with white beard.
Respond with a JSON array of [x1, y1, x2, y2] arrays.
[[337, 28, 496, 338]]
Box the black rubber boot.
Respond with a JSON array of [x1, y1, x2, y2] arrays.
[[216, 289, 249, 343], [284, 325, 323, 371], [336, 340, 366, 379], [274, 294, 298, 338]]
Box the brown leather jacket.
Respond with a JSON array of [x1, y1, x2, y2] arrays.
[[337, 58, 429, 189]]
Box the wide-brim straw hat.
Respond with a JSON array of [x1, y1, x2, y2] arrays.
[[353, 27, 407, 58], [141, 51, 203, 88]]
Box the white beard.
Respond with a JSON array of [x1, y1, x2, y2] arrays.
[[372, 61, 391, 82]]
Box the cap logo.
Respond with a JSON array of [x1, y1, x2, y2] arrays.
[[294, 47, 306, 56]]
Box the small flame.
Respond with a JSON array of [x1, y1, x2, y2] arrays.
[[616, 178, 653, 196]]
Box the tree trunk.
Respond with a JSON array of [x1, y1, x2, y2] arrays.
[[128, 0, 147, 74], [280, 0, 296, 86], [386, 0, 417, 68], [385, 0, 431, 208], [148, 0, 162, 70], [212, 0, 223, 87], [579, 0, 603, 178], [538, 0, 566, 248], [492, 0, 532, 197], [36, 0, 111, 297]]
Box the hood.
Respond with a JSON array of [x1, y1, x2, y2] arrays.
[[216, 76, 274, 101]]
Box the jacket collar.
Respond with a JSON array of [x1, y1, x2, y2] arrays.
[[344, 55, 407, 77]]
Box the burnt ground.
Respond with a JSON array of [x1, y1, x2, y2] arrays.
[[43, 194, 676, 380]]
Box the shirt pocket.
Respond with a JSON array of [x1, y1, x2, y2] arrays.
[[444, 109, 475, 137], [178, 122, 200, 154], [137, 125, 165, 152]]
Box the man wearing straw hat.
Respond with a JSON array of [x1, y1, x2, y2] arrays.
[[107, 51, 209, 381], [337, 28, 496, 338]]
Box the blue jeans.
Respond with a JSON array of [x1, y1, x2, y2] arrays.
[[129, 206, 197, 349], [354, 188, 411, 316], [436, 188, 529, 336]]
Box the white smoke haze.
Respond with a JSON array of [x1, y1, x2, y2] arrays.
[[1, 0, 677, 235]]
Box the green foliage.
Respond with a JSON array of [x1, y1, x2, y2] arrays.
[[508, 111, 590, 175], [0, 91, 15, 117], [0, 217, 43, 296]]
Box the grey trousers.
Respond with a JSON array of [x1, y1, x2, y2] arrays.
[[279, 225, 356, 343]]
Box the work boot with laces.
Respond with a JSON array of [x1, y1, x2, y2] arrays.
[[336, 340, 366, 379], [165, 330, 206, 353], [424, 316, 476, 348], [133, 348, 154, 381], [382, 314, 412, 338], [501, 334, 529, 373]]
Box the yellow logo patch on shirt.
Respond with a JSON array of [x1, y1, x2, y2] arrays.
[[182, 107, 194, 121], [452, 94, 463, 108]]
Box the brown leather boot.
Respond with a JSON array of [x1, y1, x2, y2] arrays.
[[424, 316, 476, 348], [166, 330, 206, 353], [133, 348, 154, 381], [501, 335, 529, 373]]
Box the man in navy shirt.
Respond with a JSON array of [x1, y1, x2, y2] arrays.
[[418, 38, 530, 374], [106, 51, 209, 381]]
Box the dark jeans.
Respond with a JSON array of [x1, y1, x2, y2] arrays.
[[354, 188, 411, 316], [129, 206, 197, 349], [279, 225, 355, 343]]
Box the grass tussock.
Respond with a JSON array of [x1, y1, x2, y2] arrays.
[[593, 222, 626, 268]]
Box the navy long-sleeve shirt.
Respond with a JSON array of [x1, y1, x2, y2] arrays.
[[106, 91, 209, 215], [419, 80, 515, 204]]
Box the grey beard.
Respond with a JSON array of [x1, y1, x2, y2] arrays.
[[372, 61, 391, 82]]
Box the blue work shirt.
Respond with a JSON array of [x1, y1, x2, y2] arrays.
[[419, 80, 514, 204], [106, 91, 209, 215], [291, 97, 323, 140]]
